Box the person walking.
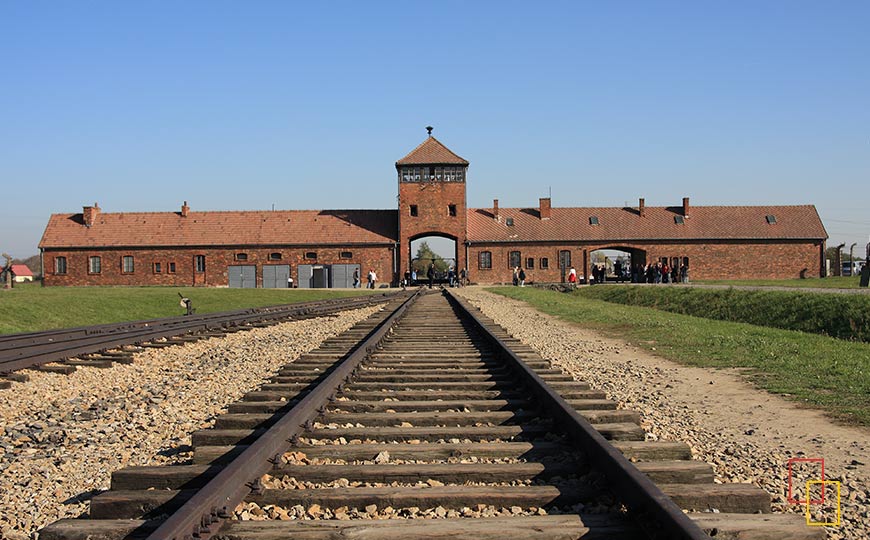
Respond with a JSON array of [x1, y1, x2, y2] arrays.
[[411, 269, 417, 284], [447, 266, 455, 287], [568, 265, 577, 288], [459, 268, 467, 287], [518, 268, 526, 287], [512, 267, 519, 286], [427, 263, 435, 289], [367, 269, 377, 289], [353, 268, 360, 288]]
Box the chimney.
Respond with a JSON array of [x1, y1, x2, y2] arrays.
[[83, 202, 100, 227], [682, 197, 690, 217], [539, 197, 551, 220], [181, 201, 190, 217], [639, 198, 645, 217], [493, 199, 499, 220]]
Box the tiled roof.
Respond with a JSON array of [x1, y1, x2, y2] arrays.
[[9, 264, 33, 276], [39, 209, 398, 249], [467, 205, 827, 242], [396, 136, 469, 166]]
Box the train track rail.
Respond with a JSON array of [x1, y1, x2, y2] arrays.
[[0, 292, 399, 383], [39, 289, 821, 539]]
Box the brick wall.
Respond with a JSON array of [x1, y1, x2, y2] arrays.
[[398, 180, 467, 275], [42, 245, 395, 287], [467, 240, 824, 284]]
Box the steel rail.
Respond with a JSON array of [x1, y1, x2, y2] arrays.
[[0, 293, 399, 375], [445, 290, 712, 540], [145, 289, 421, 540]]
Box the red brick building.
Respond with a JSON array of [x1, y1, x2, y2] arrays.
[[39, 133, 828, 287]]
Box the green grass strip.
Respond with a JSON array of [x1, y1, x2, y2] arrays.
[[698, 276, 863, 289], [577, 285, 870, 342], [490, 287, 870, 426], [0, 283, 379, 335]]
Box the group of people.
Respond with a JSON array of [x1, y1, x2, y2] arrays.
[[511, 267, 527, 287], [352, 268, 379, 289], [630, 261, 689, 284], [402, 264, 467, 289]]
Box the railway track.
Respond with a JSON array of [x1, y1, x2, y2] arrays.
[[0, 292, 398, 385], [40, 289, 822, 539]]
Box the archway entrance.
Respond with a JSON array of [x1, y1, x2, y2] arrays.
[[409, 234, 457, 285], [589, 247, 646, 283]]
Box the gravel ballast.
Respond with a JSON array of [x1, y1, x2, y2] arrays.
[[456, 287, 869, 540], [0, 305, 381, 539]]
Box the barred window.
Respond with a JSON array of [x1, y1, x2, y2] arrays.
[[478, 251, 492, 269], [89, 256, 101, 274]]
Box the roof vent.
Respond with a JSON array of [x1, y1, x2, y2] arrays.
[[589, 216, 599, 225], [766, 215, 777, 224], [506, 217, 514, 226], [674, 215, 685, 225]]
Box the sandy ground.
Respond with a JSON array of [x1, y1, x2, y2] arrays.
[[457, 287, 870, 539]]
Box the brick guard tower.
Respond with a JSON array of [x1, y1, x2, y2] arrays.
[[396, 128, 469, 276]]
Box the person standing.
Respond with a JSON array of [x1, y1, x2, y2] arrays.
[[411, 269, 417, 284], [518, 268, 526, 287], [427, 263, 435, 289], [353, 268, 360, 289], [568, 265, 577, 288], [459, 268, 467, 287], [448, 266, 455, 287]]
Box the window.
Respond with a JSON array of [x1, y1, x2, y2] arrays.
[[509, 251, 521, 269], [305, 252, 317, 259], [340, 251, 353, 259], [235, 253, 248, 261], [526, 257, 534, 269], [54, 256, 67, 275], [589, 216, 599, 225], [195, 255, 206, 273], [559, 250, 571, 269], [168, 262, 176, 273], [674, 215, 685, 224], [89, 256, 102, 274], [448, 204, 457, 217], [153, 262, 162, 273], [540, 257, 549, 269], [269, 252, 282, 261], [410, 205, 418, 217], [506, 217, 514, 226], [766, 214, 777, 224], [479, 251, 492, 269], [122, 256, 134, 273]]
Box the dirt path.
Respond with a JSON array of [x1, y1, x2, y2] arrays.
[[457, 287, 870, 539]]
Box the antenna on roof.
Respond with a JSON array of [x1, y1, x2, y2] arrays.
[[426, 126, 433, 136]]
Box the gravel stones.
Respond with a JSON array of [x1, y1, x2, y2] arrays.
[[0, 305, 381, 539]]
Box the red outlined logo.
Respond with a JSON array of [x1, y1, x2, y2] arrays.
[[787, 457, 825, 505]]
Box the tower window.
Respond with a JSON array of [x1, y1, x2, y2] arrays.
[[448, 204, 457, 217], [429, 166, 435, 179], [410, 205, 418, 217]]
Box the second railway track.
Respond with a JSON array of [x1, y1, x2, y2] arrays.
[[40, 289, 821, 540]]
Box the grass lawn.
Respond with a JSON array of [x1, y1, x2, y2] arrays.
[[491, 286, 870, 427], [697, 276, 863, 289], [0, 283, 380, 335]]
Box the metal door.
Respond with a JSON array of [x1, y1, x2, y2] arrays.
[[312, 266, 329, 288], [330, 264, 359, 288], [228, 265, 256, 288], [262, 265, 291, 288], [297, 265, 314, 288]]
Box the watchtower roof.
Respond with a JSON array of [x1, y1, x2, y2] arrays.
[[396, 136, 469, 166]]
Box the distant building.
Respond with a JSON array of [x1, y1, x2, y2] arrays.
[[39, 132, 828, 287], [5, 264, 35, 283]]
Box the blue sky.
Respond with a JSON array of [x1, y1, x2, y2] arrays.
[[2, 2, 868, 260]]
